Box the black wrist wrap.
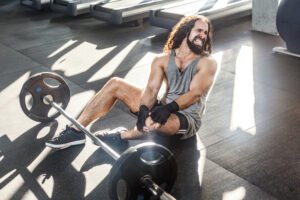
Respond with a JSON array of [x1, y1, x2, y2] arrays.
[[165, 101, 179, 113], [136, 105, 149, 131], [139, 105, 149, 114]]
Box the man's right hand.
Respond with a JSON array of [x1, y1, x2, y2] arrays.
[[136, 105, 149, 131], [143, 116, 161, 132]]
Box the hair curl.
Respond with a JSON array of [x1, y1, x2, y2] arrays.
[[163, 15, 213, 55]]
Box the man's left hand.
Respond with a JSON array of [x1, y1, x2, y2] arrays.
[[150, 105, 171, 125], [150, 101, 179, 125]]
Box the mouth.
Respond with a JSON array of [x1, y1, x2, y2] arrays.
[[193, 37, 204, 47], [194, 38, 202, 46]]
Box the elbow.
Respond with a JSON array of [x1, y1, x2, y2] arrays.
[[193, 95, 201, 104]]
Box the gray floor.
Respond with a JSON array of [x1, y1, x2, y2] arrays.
[[1, 1, 300, 200]]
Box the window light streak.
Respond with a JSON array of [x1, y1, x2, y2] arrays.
[[1, 172, 25, 200], [83, 165, 112, 197], [48, 40, 78, 58], [36, 174, 54, 199], [70, 144, 111, 197], [25, 148, 53, 199], [51, 42, 115, 77], [123, 52, 154, 87], [196, 134, 206, 186], [0, 169, 17, 184], [27, 148, 52, 173], [230, 45, 256, 135], [36, 126, 50, 139], [212, 51, 224, 66], [65, 90, 96, 117], [223, 186, 246, 200], [0, 72, 30, 110], [87, 40, 139, 83], [22, 189, 38, 199], [0, 72, 39, 141], [212, 50, 223, 81], [71, 144, 99, 172]]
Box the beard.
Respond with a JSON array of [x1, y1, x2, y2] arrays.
[[187, 32, 206, 55]]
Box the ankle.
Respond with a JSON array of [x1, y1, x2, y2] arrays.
[[119, 129, 129, 140], [120, 129, 142, 140], [70, 126, 82, 133]]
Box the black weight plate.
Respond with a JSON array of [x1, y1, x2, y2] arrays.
[[19, 72, 70, 122], [109, 142, 177, 200]]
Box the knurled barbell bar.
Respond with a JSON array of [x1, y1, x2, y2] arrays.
[[19, 72, 177, 200]]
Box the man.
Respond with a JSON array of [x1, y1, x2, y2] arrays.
[[45, 15, 217, 149]]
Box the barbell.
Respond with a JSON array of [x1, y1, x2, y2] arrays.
[[19, 72, 177, 200]]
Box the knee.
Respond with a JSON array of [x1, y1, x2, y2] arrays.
[[106, 77, 123, 91]]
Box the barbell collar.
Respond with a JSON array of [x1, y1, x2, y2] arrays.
[[43, 95, 53, 105], [44, 96, 120, 160], [141, 175, 176, 200]]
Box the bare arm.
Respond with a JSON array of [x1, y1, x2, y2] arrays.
[[140, 55, 166, 109], [175, 57, 217, 109], [145, 56, 217, 130]]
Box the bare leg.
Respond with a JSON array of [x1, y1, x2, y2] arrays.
[[155, 114, 181, 136], [73, 77, 182, 140], [76, 77, 142, 127]]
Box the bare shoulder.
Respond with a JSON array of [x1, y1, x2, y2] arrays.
[[151, 52, 170, 68], [197, 55, 218, 74]]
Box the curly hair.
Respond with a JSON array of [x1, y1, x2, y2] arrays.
[[163, 15, 212, 55]]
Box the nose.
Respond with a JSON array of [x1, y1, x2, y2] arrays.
[[199, 32, 205, 39]]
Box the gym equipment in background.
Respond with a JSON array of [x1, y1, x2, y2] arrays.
[[273, 0, 300, 58]]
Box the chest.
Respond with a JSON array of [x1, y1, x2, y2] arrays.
[[174, 56, 199, 72], [174, 56, 189, 71]]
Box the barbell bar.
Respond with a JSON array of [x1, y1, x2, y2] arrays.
[[43, 95, 120, 160], [44, 95, 176, 199], [20, 72, 177, 200]]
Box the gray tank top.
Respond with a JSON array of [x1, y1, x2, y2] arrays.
[[164, 50, 208, 134]]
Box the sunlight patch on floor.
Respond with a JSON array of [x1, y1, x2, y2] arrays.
[[223, 186, 246, 200], [36, 173, 54, 199], [123, 52, 155, 87], [84, 164, 112, 197], [70, 143, 111, 197], [197, 135, 206, 186], [87, 40, 139, 83], [0, 72, 30, 111], [0, 170, 25, 200], [27, 148, 52, 173], [230, 45, 256, 135], [51, 41, 115, 77], [48, 40, 78, 58]]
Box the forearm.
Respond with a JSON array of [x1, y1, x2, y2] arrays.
[[174, 91, 201, 110], [140, 87, 159, 109], [137, 87, 160, 131]]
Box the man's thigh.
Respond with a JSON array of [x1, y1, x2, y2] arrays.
[[157, 113, 186, 136], [114, 78, 143, 113]]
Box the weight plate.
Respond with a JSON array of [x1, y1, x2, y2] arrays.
[[19, 72, 70, 122], [109, 142, 177, 200]]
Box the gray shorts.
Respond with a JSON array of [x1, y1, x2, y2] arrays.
[[133, 101, 201, 139], [153, 101, 201, 139], [176, 111, 201, 140]]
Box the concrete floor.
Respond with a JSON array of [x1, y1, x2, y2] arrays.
[[1, 1, 299, 200]]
